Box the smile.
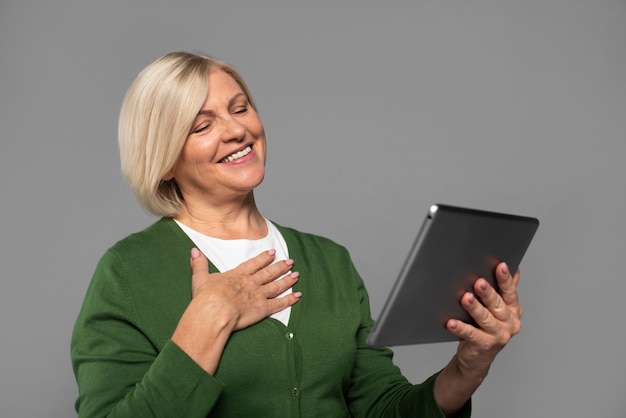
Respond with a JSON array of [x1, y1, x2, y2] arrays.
[[220, 145, 252, 163]]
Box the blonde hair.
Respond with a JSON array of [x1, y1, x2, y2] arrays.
[[118, 52, 257, 217]]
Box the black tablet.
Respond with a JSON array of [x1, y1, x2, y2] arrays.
[[367, 204, 539, 346]]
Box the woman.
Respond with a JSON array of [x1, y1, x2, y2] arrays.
[[71, 52, 522, 417]]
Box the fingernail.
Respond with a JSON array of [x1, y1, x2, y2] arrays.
[[285, 259, 294, 266], [467, 293, 475, 304], [268, 249, 276, 256], [290, 271, 300, 279], [448, 319, 458, 329], [293, 292, 302, 298], [191, 248, 201, 258], [501, 263, 509, 276], [480, 279, 488, 291]]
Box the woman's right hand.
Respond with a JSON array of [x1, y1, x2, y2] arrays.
[[171, 248, 301, 374], [190, 247, 301, 330]]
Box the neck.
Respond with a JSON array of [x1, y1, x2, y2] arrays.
[[174, 192, 267, 239]]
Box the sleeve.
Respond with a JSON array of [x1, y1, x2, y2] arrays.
[[71, 249, 224, 418], [345, 261, 472, 418]]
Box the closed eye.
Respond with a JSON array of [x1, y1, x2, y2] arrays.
[[191, 123, 211, 134]]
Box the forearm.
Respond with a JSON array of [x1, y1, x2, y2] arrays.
[[171, 295, 237, 375], [434, 354, 488, 417], [75, 341, 223, 418]]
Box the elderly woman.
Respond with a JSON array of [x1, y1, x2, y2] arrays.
[[71, 52, 522, 417]]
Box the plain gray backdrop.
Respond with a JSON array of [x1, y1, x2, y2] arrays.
[[1, 0, 625, 416]]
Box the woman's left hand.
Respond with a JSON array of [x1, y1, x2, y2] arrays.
[[434, 262, 523, 416], [447, 262, 522, 376]]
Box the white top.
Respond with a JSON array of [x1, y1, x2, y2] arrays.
[[175, 219, 292, 326]]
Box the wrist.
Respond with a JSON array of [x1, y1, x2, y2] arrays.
[[434, 355, 487, 416], [449, 353, 490, 382], [171, 297, 237, 374]]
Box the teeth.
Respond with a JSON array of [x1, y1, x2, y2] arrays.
[[221, 146, 251, 163]]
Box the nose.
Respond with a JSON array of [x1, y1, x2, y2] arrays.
[[221, 115, 246, 143]]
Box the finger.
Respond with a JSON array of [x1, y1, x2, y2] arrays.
[[471, 278, 523, 338], [265, 291, 303, 315], [495, 262, 521, 311], [474, 278, 510, 322], [262, 271, 300, 298], [235, 249, 277, 276], [189, 247, 210, 295], [461, 291, 503, 335], [445, 317, 487, 343], [254, 258, 295, 285]]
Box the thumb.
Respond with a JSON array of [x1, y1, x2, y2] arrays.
[[189, 247, 210, 296]]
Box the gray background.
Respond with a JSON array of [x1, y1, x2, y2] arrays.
[[1, 0, 625, 417]]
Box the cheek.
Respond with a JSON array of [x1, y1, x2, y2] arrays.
[[253, 123, 267, 148], [256, 132, 267, 161], [247, 111, 265, 138], [175, 143, 216, 175]]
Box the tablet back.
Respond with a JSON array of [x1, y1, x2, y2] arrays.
[[367, 204, 539, 346]]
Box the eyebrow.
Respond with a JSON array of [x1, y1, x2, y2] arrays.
[[195, 93, 247, 117]]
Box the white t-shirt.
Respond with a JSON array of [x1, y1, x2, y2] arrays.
[[175, 219, 292, 326]]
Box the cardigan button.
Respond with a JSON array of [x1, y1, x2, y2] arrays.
[[291, 387, 300, 397], [285, 332, 294, 340]]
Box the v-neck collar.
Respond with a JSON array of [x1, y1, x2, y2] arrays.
[[161, 217, 303, 330]]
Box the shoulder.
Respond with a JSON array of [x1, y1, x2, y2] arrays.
[[95, 217, 193, 279], [105, 218, 190, 260], [109, 217, 182, 252]]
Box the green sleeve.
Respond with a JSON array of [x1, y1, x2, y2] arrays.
[[71, 249, 223, 417], [346, 261, 472, 417]]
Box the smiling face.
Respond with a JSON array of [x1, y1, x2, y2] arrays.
[[168, 68, 267, 207]]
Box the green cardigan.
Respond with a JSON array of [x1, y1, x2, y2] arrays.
[[71, 218, 471, 417]]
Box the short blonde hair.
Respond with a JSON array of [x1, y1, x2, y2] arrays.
[[118, 52, 257, 217]]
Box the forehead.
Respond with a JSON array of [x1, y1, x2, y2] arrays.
[[205, 69, 245, 101]]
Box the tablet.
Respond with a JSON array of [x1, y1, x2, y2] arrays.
[[367, 204, 539, 346]]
